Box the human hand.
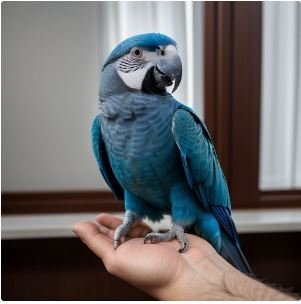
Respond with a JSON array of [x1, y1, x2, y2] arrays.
[[73, 214, 297, 301], [72, 213, 226, 300]]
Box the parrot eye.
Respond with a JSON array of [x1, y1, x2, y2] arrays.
[[131, 47, 143, 59]]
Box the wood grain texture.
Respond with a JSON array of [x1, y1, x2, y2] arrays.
[[1, 238, 153, 300], [204, 2, 301, 208], [2, 233, 300, 300], [204, 2, 218, 142], [230, 2, 262, 206], [2, 191, 124, 214]]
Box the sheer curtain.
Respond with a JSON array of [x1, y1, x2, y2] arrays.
[[260, 2, 301, 190], [97, 1, 204, 118]]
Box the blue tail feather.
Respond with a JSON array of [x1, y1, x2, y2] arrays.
[[220, 230, 252, 274]]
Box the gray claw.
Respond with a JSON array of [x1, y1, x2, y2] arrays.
[[113, 239, 121, 250], [178, 239, 189, 253], [113, 210, 136, 249], [144, 224, 189, 253], [144, 232, 164, 244]]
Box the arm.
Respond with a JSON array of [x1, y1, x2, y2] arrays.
[[73, 214, 297, 301]]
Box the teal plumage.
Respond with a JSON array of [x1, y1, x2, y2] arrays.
[[92, 33, 251, 273], [103, 33, 177, 70], [100, 92, 182, 215]]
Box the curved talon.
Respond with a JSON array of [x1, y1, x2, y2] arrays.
[[114, 239, 121, 250], [143, 224, 189, 253], [144, 232, 164, 244], [113, 211, 137, 249], [176, 228, 189, 253], [178, 241, 189, 253], [143, 235, 150, 244]]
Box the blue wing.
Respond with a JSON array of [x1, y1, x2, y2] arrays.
[[91, 115, 124, 200], [172, 105, 252, 273], [172, 105, 236, 239]]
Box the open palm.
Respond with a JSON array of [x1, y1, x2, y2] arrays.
[[73, 214, 295, 301], [73, 213, 217, 299]]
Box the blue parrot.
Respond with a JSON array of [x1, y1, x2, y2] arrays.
[[92, 33, 251, 273]]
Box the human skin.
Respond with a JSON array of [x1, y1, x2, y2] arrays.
[[73, 214, 297, 301]]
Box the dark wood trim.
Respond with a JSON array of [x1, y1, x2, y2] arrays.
[[216, 2, 233, 183], [205, 2, 233, 183], [204, 2, 301, 209], [2, 191, 124, 214], [230, 2, 263, 207], [2, 189, 300, 215], [2, 238, 154, 300], [258, 190, 301, 208], [2, 187, 301, 216], [2, 233, 301, 299], [204, 2, 217, 141]]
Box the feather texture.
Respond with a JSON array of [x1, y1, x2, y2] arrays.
[[103, 33, 177, 70], [92, 32, 251, 273], [172, 106, 252, 273], [91, 115, 124, 200]]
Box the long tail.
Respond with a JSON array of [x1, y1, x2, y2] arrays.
[[219, 230, 252, 274]]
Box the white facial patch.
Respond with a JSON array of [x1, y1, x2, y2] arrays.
[[117, 61, 152, 90], [116, 45, 178, 91], [116, 48, 163, 90]]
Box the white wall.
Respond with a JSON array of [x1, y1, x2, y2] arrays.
[[2, 2, 109, 191], [2, 2, 204, 192]]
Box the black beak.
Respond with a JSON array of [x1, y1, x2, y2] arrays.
[[156, 53, 182, 92], [141, 50, 182, 95]]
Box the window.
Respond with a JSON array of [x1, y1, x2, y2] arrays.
[[260, 2, 301, 190], [204, 2, 301, 208]]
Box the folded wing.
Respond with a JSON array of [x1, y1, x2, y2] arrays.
[[91, 115, 124, 200]]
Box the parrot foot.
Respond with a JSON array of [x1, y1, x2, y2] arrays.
[[113, 210, 136, 250], [144, 224, 189, 253]]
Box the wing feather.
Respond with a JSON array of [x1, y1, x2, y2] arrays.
[[172, 106, 237, 241], [91, 115, 124, 200], [172, 107, 252, 273]]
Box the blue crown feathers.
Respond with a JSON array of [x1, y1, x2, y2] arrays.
[[102, 33, 177, 70]]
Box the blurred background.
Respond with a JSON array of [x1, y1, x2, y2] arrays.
[[2, 1, 301, 300]]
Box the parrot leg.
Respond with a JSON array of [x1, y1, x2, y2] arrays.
[[113, 210, 137, 249], [144, 224, 189, 253]]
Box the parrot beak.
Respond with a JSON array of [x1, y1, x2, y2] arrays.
[[156, 48, 182, 93]]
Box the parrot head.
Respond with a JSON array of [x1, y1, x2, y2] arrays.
[[101, 33, 182, 95]]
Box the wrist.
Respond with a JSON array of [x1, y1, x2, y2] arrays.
[[191, 251, 239, 300], [157, 250, 296, 301], [157, 251, 233, 300], [224, 270, 297, 300], [203, 252, 296, 300]]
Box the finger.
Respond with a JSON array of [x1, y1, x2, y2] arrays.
[[98, 224, 114, 239], [96, 216, 151, 240], [99, 224, 151, 240], [98, 223, 126, 242], [96, 213, 123, 230], [128, 225, 152, 238], [96, 213, 151, 231], [72, 221, 115, 265], [97, 213, 152, 238]]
